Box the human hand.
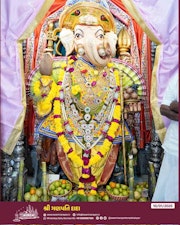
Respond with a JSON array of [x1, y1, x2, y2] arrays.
[[170, 100, 179, 113]]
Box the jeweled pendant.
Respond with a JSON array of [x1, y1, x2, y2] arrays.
[[73, 110, 78, 116], [84, 113, 91, 121], [85, 82, 91, 87], [86, 142, 91, 148], [88, 123, 94, 130], [84, 106, 91, 113], [81, 124, 87, 129], [91, 81, 97, 87], [84, 134, 93, 142], [85, 129, 91, 134]]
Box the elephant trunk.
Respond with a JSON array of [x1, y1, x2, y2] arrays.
[[84, 39, 111, 67]]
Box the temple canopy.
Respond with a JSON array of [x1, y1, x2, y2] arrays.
[[1, 0, 178, 154]]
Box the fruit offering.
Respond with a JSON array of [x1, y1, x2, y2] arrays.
[[67, 189, 109, 202], [133, 182, 149, 202], [24, 186, 43, 202], [97, 190, 110, 202], [106, 181, 129, 200], [67, 190, 78, 201], [123, 86, 138, 100], [48, 179, 72, 197]]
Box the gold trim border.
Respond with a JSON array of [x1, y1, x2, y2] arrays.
[[122, 0, 166, 142], [3, 0, 54, 154]]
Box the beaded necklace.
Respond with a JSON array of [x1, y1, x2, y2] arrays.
[[64, 59, 116, 138], [53, 57, 121, 195]]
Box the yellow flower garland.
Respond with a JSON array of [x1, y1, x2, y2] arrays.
[[53, 61, 121, 195], [53, 85, 84, 167], [32, 58, 122, 195], [33, 80, 41, 98], [37, 80, 58, 116], [31, 76, 58, 116]]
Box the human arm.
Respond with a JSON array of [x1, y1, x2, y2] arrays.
[[160, 74, 179, 121], [160, 102, 179, 121], [169, 100, 179, 113]]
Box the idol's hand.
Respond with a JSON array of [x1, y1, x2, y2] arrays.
[[39, 52, 53, 75]]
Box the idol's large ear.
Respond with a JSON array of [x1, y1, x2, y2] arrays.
[[104, 31, 117, 57], [59, 28, 75, 56]]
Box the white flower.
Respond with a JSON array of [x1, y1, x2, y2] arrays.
[[79, 14, 98, 25]]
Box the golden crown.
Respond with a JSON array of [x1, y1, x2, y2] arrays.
[[59, 2, 116, 33]]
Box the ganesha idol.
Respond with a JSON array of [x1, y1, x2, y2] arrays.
[[29, 0, 145, 195]]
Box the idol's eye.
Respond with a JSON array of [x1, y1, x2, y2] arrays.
[[97, 33, 104, 39], [74, 29, 83, 39], [96, 29, 104, 40], [75, 33, 82, 38]]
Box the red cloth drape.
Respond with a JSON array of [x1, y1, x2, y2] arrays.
[[32, 0, 67, 69]]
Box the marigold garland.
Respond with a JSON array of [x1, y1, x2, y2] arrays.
[[33, 80, 41, 98], [53, 60, 121, 194], [37, 81, 57, 116], [31, 76, 58, 116], [33, 58, 122, 195]]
